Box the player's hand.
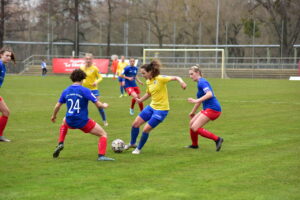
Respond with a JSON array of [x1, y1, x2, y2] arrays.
[[136, 98, 141, 103], [51, 116, 56, 123], [92, 82, 97, 87], [102, 103, 109, 108], [189, 112, 195, 119], [128, 77, 134, 81], [181, 82, 187, 90], [187, 98, 197, 104]]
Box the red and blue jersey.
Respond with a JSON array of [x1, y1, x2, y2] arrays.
[[197, 78, 221, 112], [0, 60, 7, 87], [58, 84, 97, 128], [122, 65, 138, 88]]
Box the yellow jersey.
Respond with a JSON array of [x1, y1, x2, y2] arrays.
[[146, 75, 172, 110], [80, 65, 103, 90], [116, 61, 129, 76]]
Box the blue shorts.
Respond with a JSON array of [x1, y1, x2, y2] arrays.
[[118, 76, 125, 82], [91, 90, 100, 97], [139, 105, 169, 128]]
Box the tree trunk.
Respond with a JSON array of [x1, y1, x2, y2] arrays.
[[0, 0, 5, 47], [75, 0, 79, 57], [106, 0, 112, 57]]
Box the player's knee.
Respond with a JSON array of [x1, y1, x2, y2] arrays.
[[2, 108, 10, 117], [132, 121, 140, 128], [190, 124, 198, 132]]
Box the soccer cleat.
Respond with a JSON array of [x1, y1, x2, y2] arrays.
[[53, 144, 64, 158], [124, 143, 137, 150], [124, 93, 128, 97], [97, 156, 115, 161], [215, 137, 224, 152], [103, 121, 109, 127], [129, 108, 134, 115], [132, 148, 141, 154], [119, 94, 123, 98], [0, 136, 11, 142], [185, 145, 199, 149]]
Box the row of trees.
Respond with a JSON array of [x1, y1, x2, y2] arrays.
[[1, 0, 300, 60]]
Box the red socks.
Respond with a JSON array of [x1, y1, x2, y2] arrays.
[[197, 128, 218, 141], [98, 136, 107, 155], [138, 102, 144, 111], [58, 124, 68, 143], [189, 129, 198, 146], [0, 116, 8, 136], [131, 98, 136, 109]]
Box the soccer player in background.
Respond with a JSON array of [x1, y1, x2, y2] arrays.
[[51, 69, 114, 161], [41, 58, 47, 76], [0, 47, 15, 142], [124, 60, 187, 154], [110, 55, 118, 80], [116, 55, 129, 97], [122, 58, 144, 115], [187, 66, 223, 151], [80, 53, 108, 126]]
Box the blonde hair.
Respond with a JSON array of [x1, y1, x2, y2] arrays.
[[190, 65, 203, 76]]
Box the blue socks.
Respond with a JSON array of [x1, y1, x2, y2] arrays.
[[120, 86, 124, 95], [130, 127, 139, 145], [137, 132, 149, 150], [98, 108, 106, 121]]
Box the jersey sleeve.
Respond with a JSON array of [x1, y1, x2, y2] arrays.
[[199, 81, 211, 93], [83, 88, 98, 103], [58, 90, 67, 104], [159, 75, 172, 83]]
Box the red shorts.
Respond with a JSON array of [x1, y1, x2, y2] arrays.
[[201, 109, 221, 120], [125, 87, 140, 96], [0, 96, 2, 101], [65, 119, 96, 133]]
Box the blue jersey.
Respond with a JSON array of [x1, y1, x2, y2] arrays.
[[58, 84, 97, 128], [197, 78, 221, 112], [122, 65, 138, 88], [0, 60, 7, 87]]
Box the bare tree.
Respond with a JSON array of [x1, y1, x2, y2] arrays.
[[253, 0, 300, 57]]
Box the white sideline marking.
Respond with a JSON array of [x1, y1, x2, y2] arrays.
[[289, 76, 300, 81], [2, 91, 299, 105]]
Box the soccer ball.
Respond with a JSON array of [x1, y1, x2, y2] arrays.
[[111, 139, 125, 153]]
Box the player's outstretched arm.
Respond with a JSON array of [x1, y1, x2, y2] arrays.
[[51, 103, 62, 123], [95, 101, 109, 109], [170, 76, 187, 90], [188, 91, 213, 105]]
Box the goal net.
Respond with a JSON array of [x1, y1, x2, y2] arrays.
[[143, 48, 226, 79]]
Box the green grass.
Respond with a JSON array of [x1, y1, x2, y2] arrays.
[[0, 76, 299, 200]]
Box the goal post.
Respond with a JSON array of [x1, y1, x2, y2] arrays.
[[143, 48, 226, 79]]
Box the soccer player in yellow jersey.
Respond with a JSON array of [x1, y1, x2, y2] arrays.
[[116, 56, 129, 97], [80, 53, 108, 126], [124, 60, 187, 154]]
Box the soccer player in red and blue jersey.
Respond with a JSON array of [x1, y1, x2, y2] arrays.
[[187, 66, 223, 151], [122, 58, 144, 115], [51, 69, 114, 161], [0, 47, 15, 142]]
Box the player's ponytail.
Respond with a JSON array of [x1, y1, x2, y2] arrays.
[[149, 60, 160, 78], [141, 59, 161, 78]]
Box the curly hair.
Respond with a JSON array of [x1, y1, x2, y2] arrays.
[[140, 59, 161, 78], [70, 69, 87, 82]]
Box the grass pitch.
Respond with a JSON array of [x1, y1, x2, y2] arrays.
[[0, 76, 299, 200]]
